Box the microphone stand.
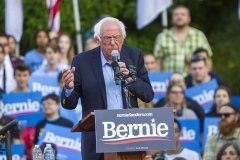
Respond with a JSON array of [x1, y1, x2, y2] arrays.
[[5, 131, 12, 160], [122, 81, 132, 109]]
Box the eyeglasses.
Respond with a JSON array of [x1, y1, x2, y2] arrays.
[[218, 112, 236, 118], [170, 91, 184, 95], [190, 55, 205, 62], [42, 102, 57, 107], [101, 35, 123, 43]]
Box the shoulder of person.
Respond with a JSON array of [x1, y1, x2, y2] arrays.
[[183, 147, 201, 159], [24, 49, 36, 57], [59, 117, 74, 126]]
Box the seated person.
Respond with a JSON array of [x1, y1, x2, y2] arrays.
[[146, 119, 201, 160], [185, 52, 228, 88], [205, 86, 231, 117], [216, 142, 240, 160], [144, 54, 159, 72], [203, 102, 240, 159], [33, 94, 73, 145], [154, 72, 204, 120], [163, 82, 197, 119]]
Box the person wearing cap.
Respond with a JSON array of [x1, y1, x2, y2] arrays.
[[203, 102, 240, 160]]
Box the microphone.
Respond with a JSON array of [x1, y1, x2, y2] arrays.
[[126, 59, 137, 81], [111, 61, 124, 85], [111, 50, 119, 62], [0, 120, 18, 135]]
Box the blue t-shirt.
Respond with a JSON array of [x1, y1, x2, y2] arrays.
[[24, 49, 45, 72]]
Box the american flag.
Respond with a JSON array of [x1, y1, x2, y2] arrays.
[[46, 0, 61, 34]]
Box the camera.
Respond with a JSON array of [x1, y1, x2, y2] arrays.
[[152, 153, 165, 160]]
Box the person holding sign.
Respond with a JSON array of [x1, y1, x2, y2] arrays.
[[185, 54, 228, 89], [203, 102, 240, 159], [61, 17, 154, 160]]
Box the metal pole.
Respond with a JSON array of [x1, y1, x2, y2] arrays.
[[15, 43, 20, 56], [72, 0, 83, 53], [5, 131, 12, 160], [161, 9, 168, 30]]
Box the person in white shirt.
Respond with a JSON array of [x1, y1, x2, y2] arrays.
[[0, 34, 16, 93]]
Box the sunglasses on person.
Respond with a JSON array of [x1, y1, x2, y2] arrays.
[[218, 112, 236, 118], [190, 55, 206, 62]]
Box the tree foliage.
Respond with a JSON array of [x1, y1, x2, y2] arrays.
[[0, 0, 239, 94]]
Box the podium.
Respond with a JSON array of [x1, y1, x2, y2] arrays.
[[71, 112, 146, 160], [71, 108, 175, 160]]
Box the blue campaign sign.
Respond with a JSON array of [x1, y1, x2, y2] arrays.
[[185, 79, 218, 113], [29, 75, 60, 96], [2, 92, 44, 127], [0, 144, 24, 159], [148, 72, 172, 102], [95, 108, 175, 153], [202, 117, 219, 151], [231, 96, 240, 108], [178, 119, 200, 152], [37, 124, 81, 160]]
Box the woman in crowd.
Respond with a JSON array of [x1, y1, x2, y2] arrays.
[[58, 34, 75, 68], [216, 142, 240, 160], [7, 35, 24, 66], [206, 86, 232, 116], [24, 29, 50, 72], [165, 82, 197, 119]]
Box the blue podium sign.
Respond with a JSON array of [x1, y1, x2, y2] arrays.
[[95, 108, 175, 153]]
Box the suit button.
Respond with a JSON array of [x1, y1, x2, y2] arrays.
[[63, 99, 66, 104]]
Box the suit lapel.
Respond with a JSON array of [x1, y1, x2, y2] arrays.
[[90, 47, 107, 108], [120, 45, 128, 109]]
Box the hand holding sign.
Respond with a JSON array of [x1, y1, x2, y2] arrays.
[[62, 67, 75, 89]]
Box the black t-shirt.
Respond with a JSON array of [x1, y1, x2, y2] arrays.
[[34, 117, 73, 144], [0, 115, 20, 142], [185, 72, 229, 88]]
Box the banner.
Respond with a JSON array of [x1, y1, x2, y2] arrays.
[[137, 0, 172, 29], [5, 0, 23, 42], [231, 96, 240, 108], [185, 79, 218, 113], [2, 92, 44, 127], [148, 72, 172, 102], [95, 108, 175, 153], [0, 144, 24, 159], [178, 119, 200, 152], [29, 75, 60, 96], [202, 117, 219, 150], [37, 124, 81, 160]]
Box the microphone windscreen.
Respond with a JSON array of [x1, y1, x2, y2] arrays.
[[111, 61, 119, 69], [111, 50, 119, 57], [126, 59, 133, 66]]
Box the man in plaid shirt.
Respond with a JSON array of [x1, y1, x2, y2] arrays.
[[203, 102, 240, 160], [153, 5, 212, 75]]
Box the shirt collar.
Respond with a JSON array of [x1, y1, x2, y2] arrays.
[[100, 48, 110, 67], [169, 26, 194, 38]]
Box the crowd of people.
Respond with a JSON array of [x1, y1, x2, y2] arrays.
[[0, 4, 239, 160]]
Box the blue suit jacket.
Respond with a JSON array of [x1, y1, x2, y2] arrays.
[[61, 45, 154, 160]]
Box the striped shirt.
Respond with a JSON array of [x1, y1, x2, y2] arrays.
[[153, 27, 212, 75], [203, 128, 240, 160]]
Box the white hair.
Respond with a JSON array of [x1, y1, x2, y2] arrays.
[[93, 17, 126, 41]]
